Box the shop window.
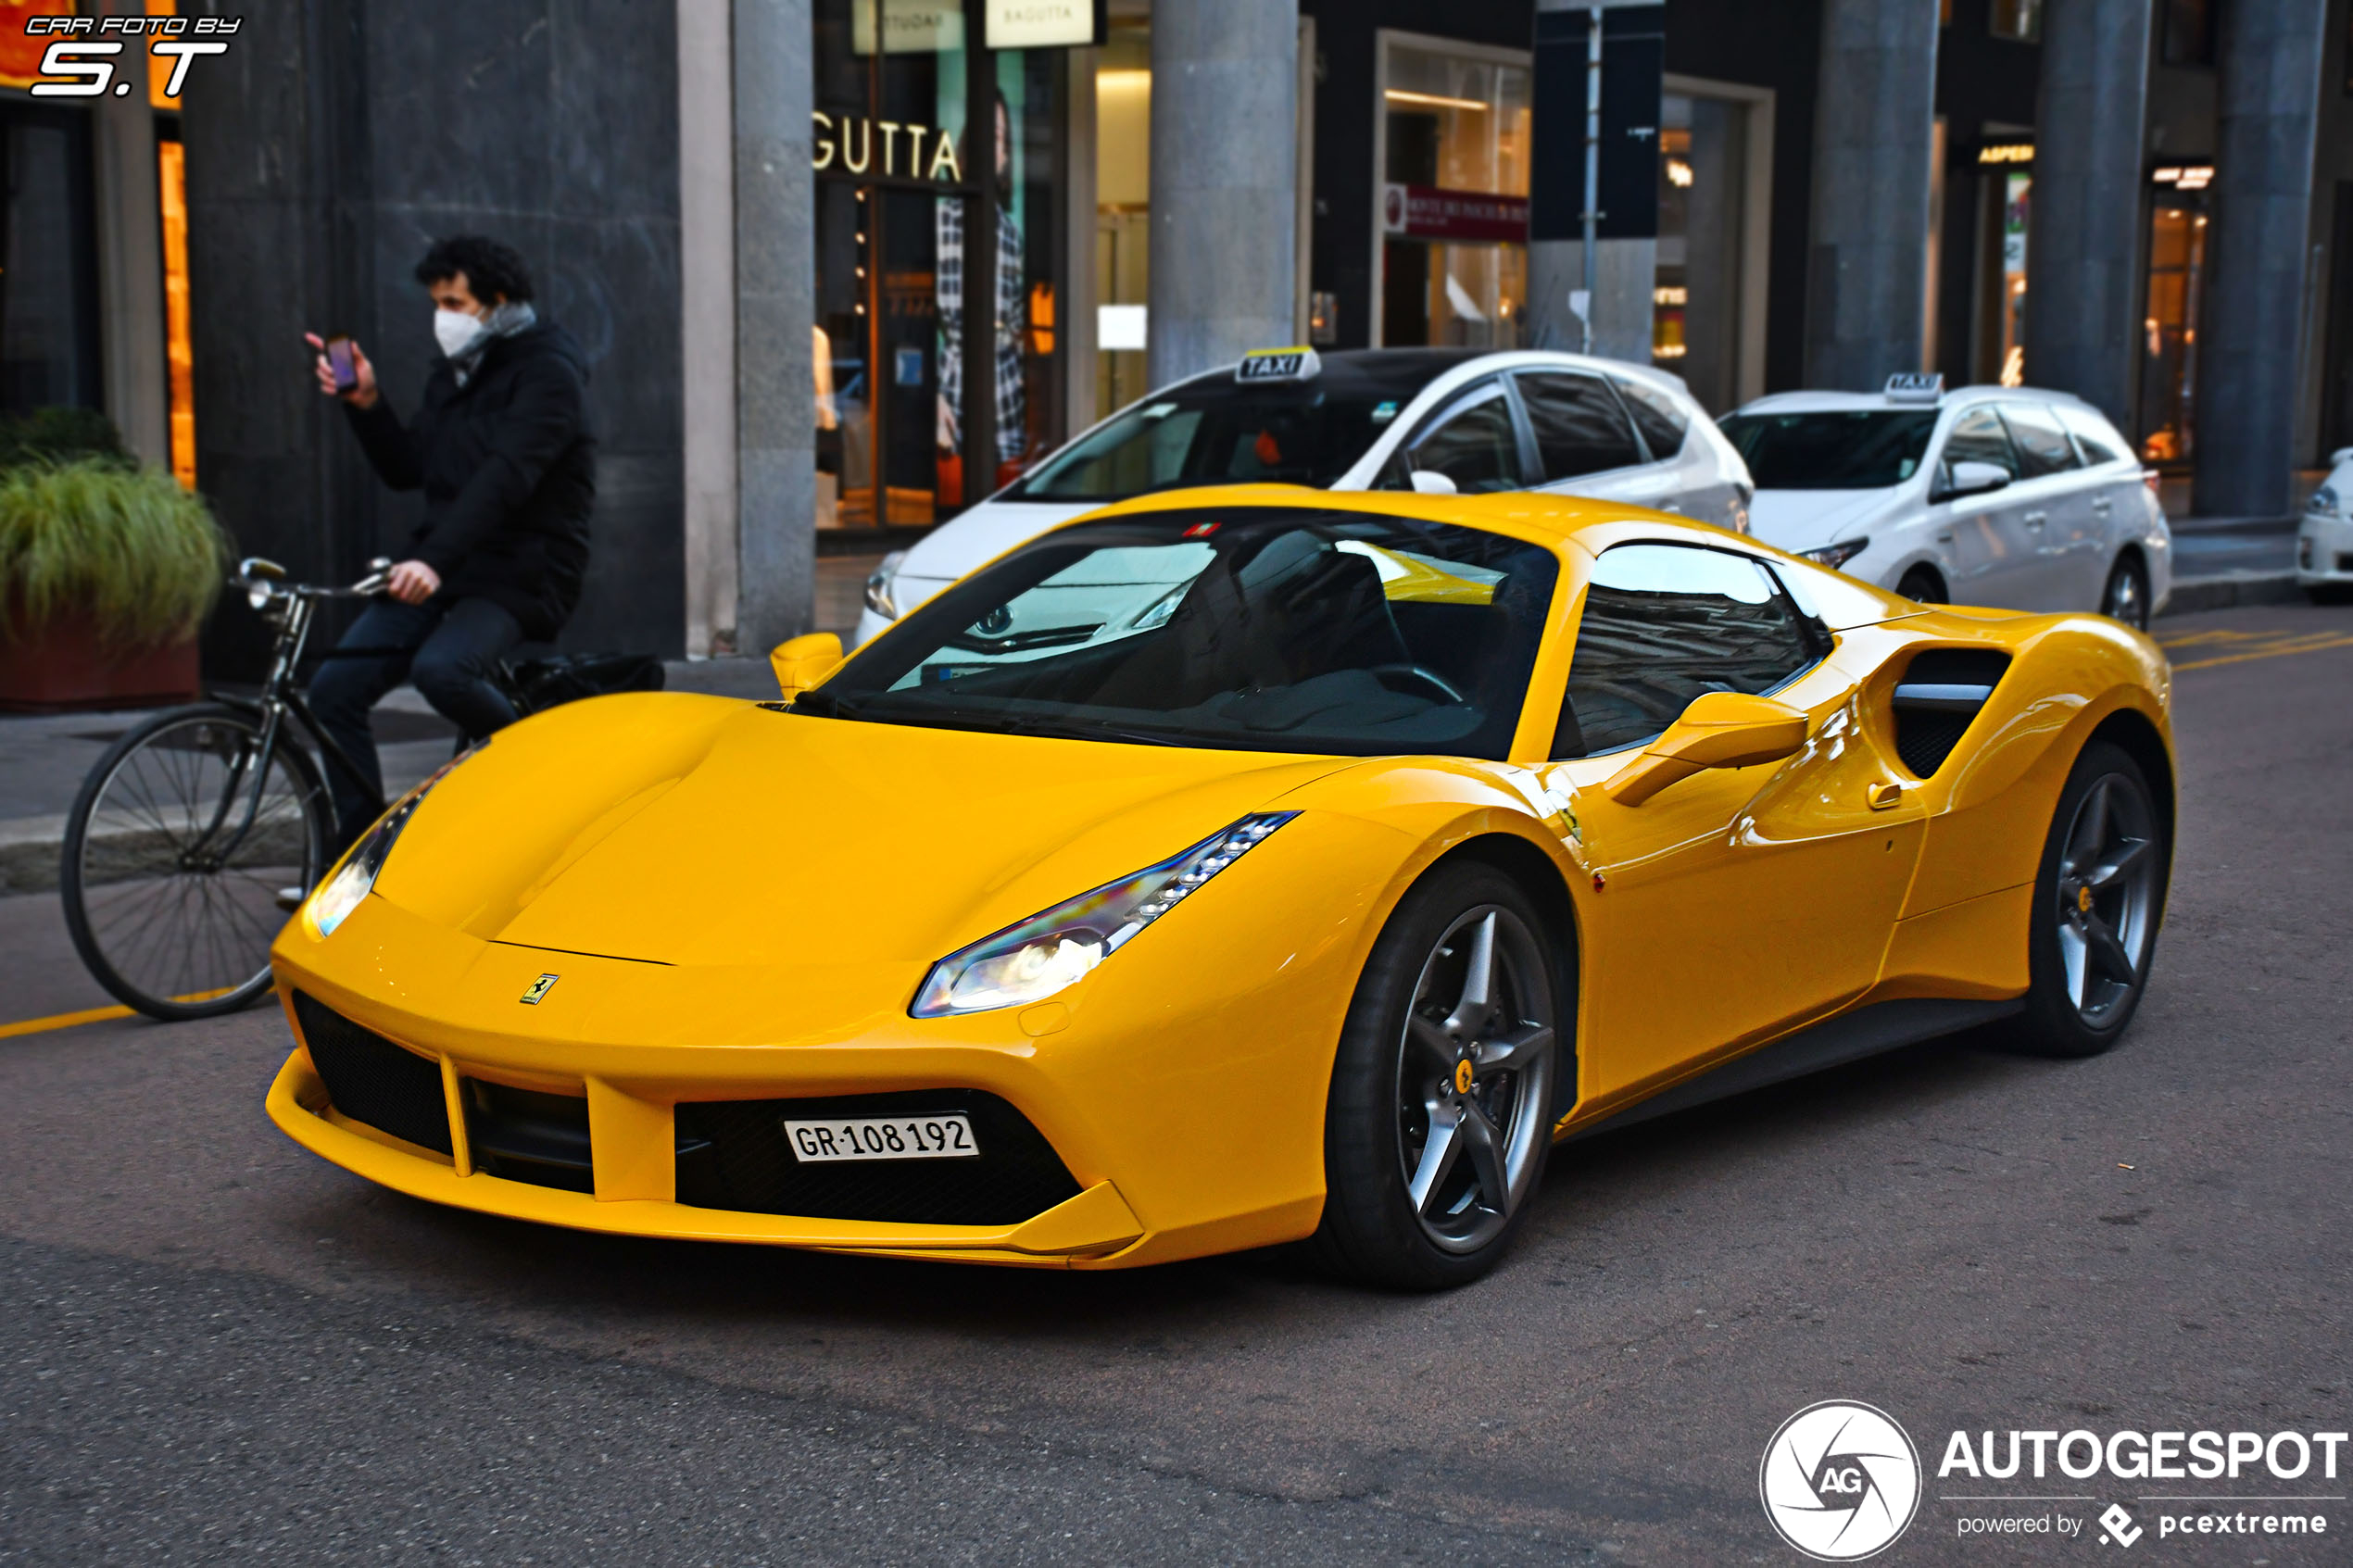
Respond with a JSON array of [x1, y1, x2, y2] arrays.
[[1092, 25, 1149, 422], [1378, 37, 1530, 350], [1989, 0, 2042, 43], [0, 104, 103, 417], [157, 132, 195, 489], [1653, 92, 1751, 413], [2138, 186, 2209, 467], [813, 0, 1063, 531]]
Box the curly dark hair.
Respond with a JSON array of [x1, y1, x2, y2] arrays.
[[413, 235, 535, 304]]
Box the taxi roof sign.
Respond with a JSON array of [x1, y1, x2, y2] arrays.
[[1236, 345, 1321, 384], [1884, 371, 1944, 405]]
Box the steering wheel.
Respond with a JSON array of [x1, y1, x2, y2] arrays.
[[1369, 663, 1467, 705]]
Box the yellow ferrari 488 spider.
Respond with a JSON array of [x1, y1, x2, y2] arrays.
[[269, 486, 2173, 1287]]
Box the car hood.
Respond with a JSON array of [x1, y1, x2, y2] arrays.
[[1746, 488, 1906, 551], [897, 500, 1102, 585], [370, 693, 1353, 970]]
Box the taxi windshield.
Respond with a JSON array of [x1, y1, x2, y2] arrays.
[[800, 508, 1559, 759], [1718, 409, 1940, 490], [1008, 370, 1428, 501]]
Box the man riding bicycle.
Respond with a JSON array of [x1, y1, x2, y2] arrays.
[[306, 234, 595, 849]]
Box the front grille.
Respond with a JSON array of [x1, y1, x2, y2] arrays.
[[675, 1089, 1081, 1226], [291, 992, 452, 1156], [1890, 648, 2012, 779], [463, 1080, 594, 1193]]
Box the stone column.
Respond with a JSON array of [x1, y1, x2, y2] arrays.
[[733, 0, 816, 650], [678, 0, 738, 656], [1803, 0, 1940, 392], [2022, 0, 2153, 427], [1146, 0, 1297, 386], [94, 36, 169, 468], [2193, 0, 2330, 519]]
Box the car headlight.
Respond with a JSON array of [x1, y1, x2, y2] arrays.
[[912, 812, 1298, 1017], [865, 549, 909, 621], [300, 751, 472, 940], [1797, 537, 1869, 571], [2309, 484, 2340, 517]]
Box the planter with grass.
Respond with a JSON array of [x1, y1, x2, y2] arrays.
[[0, 457, 231, 711]]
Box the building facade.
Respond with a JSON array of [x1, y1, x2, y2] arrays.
[[9, 0, 2352, 668]]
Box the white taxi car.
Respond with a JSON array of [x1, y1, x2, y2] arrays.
[[2296, 447, 2353, 602], [856, 346, 1752, 645], [1721, 376, 2171, 628]]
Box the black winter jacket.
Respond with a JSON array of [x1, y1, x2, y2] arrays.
[[346, 320, 596, 641]]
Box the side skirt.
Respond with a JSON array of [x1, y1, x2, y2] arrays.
[[1568, 997, 2024, 1142]]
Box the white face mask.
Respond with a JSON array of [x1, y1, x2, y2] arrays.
[[433, 307, 484, 358]]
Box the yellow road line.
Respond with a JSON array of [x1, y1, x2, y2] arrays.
[[0, 1002, 141, 1039], [2171, 634, 2353, 671], [0, 985, 255, 1040]]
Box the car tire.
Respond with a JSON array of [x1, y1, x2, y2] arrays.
[[2010, 740, 2169, 1058], [1311, 862, 1563, 1290], [1896, 566, 1945, 604], [2306, 583, 2353, 606], [2100, 554, 2152, 630]]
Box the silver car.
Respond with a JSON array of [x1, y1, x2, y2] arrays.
[[857, 347, 1753, 645]]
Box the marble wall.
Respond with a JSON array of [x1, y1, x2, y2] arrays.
[[186, 0, 685, 671]]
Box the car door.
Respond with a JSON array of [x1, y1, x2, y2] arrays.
[[1931, 404, 2040, 607], [2054, 401, 2153, 584], [1392, 378, 1534, 494], [1611, 372, 1747, 530], [1534, 541, 1928, 1105], [1997, 401, 2100, 608], [1512, 370, 1667, 507]]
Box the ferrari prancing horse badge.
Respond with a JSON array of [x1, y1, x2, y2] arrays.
[[520, 973, 560, 1005]]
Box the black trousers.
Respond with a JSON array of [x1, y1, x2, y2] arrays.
[[308, 596, 522, 847]]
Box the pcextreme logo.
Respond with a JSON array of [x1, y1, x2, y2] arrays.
[[1760, 1400, 1924, 1561]]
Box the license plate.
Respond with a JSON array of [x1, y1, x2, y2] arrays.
[[782, 1113, 979, 1163]]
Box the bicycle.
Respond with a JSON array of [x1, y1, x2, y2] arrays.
[[58, 558, 663, 1022], [58, 558, 396, 1021]]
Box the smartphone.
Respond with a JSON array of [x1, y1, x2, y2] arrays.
[[325, 334, 359, 394]]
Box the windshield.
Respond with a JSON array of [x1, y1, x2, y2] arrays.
[[1718, 409, 1939, 490], [1007, 378, 1407, 501], [804, 508, 1560, 759]]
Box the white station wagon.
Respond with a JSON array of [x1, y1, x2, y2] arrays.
[[1721, 377, 2172, 628], [857, 346, 1754, 646]]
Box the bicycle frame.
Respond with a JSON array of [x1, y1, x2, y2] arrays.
[[198, 562, 391, 866]]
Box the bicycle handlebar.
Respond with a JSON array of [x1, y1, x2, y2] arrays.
[[234, 555, 393, 609]]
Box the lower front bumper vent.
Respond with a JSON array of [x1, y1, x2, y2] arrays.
[[292, 991, 453, 1156], [463, 1081, 594, 1194], [675, 1089, 1081, 1226]]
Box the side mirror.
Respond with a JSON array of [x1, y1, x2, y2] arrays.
[[770, 632, 844, 699], [1940, 459, 2011, 500], [1409, 469, 1459, 495], [1602, 691, 1809, 806]]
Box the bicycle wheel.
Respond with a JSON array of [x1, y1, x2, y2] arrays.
[[61, 703, 332, 1021]]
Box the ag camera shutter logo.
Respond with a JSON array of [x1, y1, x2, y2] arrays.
[[1760, 1400, 1922, 1561]]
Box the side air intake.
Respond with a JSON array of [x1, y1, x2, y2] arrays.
[[1889, 648, 2012, 778]]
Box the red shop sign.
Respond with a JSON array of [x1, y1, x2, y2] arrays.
[[1381, 183, 1529, 245]]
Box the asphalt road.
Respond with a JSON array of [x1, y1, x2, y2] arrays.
[[3, 599, 2349, 1566]]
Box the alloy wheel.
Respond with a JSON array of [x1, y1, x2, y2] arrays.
[[1393, 906, 1557, 1254], [2103, 560, 2148, 630], [2054, 771, 2158, 1026]]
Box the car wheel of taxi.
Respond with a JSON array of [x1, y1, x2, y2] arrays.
[[2014, 741, 2168, 1058], [2100, 554, 2151, 630], [1314, 863, 1562, 1289], [1896, 565, 1946, 605]]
